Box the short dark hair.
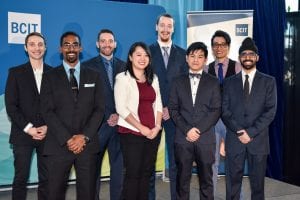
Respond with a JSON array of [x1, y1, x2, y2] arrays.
[[186, 42, 208, 58], [97, 29, 115, 41], [25, 32, 46, 47], [156, 13, 174, 25], [211, 30, 231, 46], [60, 31, 81, 46], [126, 42, 154, 85]]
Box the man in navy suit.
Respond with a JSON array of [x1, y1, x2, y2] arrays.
[[5, 32, 52, 200], [149, 13, 188, 200], [41, 31, 105, 200], [169, 42, 221, 200], [83, 29, 126, 200], [222, 37, 277, 200]]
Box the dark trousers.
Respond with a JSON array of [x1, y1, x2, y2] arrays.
[[12, 143, 47, 200], [95, 123, 123, 200], [175, 141, 215, 200], [46, 153, 98, 200], [149, 118, 177, 200], [226, 150, 267, 200], [120, 133, 161, 200]]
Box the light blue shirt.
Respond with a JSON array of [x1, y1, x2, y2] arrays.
[[63, 60, 80, 86]]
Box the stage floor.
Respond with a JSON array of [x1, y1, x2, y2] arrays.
[[1, 176, 300, 199]]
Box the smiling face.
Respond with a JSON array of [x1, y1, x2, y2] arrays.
[[129, 46, 150, 71], [239, 50, 259, 72], [156, 16, 174, 43], [60, 34, 82, 67], [212, 36, 229, 60], [97, 32, 116, 58], [24, 35, 46, 61], [186, 49, 207, 72]]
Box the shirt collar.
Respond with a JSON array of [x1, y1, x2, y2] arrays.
[[63, 60, 80, 73], [214, 57, 229, 67], [242, 68, 256, 80], [157, 40, 172, 49]]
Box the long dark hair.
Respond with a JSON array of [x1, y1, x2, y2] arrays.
[[126, 42, 154, 85]]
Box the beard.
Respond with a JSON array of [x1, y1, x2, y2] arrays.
[[241, 60, 256, 70], [65, 52, 79, 63]]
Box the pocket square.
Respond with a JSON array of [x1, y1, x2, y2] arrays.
[[84, 83, 95, 87]]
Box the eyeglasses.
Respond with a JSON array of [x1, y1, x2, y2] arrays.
[[240, 52, 257, 58], [212, 43, 228, 49], [62, 42, 80, 49]]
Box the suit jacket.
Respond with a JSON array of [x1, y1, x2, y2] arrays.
[[222, 71, 277, 155], [5, 62, 52, 145], [114, 71, 163, 132], [83, 55, 126, 121], [149, 42, 187, 107], [40, 64, 105, 155], [168, 72, 221, 144]]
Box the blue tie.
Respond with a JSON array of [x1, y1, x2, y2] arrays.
[[104, 60, 113, 88], [217, 63, 223, 84]]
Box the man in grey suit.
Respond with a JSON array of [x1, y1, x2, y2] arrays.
[[149, 13, 188, 200], [83, 29, 126, 200], [168, 42, 221, 200], [41, 31, 105, 200], [222, 37, 277, 200]]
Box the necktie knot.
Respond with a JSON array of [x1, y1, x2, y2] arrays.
[[217, 63, 223, 84], [70, 68, 75, 75], [189, 73, 201, 79]]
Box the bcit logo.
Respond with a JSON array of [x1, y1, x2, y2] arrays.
[[235, 24, 248, 36], [8, 12, 41, 44]]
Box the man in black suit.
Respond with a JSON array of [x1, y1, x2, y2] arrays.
[[5, 32, 52, 200], [40, 31, 105, 200], [169, 42, 221, 200], [149, 13, 187, 200], [83, 29, 126, 200], [222, 37, 277, 200]]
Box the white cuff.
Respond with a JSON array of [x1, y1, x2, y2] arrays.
[[23, 123, 33, 133]]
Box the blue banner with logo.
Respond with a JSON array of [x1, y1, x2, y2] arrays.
[[0, 0, 166, 186]]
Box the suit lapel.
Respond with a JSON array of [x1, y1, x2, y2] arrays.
[[248, 71, 261, 101], [183, 75, 194, 106], [57, 65, 74, 100], [24, 63, 39, 95]]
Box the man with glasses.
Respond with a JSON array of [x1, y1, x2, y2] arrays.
[[83, 29, 125, 200], [206, 30, 242, 197], [40, 31, 105, 200], [222, 37, 277, 200]]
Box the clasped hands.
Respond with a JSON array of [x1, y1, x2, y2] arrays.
[[237, 129, 252, 144], [67, 134, 87, 154], [140, 125, 161, 140], [186, 127, 200, 142], [27, 125, 47, 140]]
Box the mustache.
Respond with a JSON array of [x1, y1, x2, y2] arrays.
[[242, 60, 253, 63]]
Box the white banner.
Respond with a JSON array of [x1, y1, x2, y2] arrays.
[[187, 10, 253, 63]]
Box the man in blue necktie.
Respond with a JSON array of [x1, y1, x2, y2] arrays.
[[206, 30, 242, 198], [83, 29, 126, 200]]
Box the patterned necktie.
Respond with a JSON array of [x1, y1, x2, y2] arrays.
[[69, 68, 78, 101], [217, 63, 223, 84], [244, 74, 250, 100], [162, 46, 169, 68], [104, 60, 113, 88]]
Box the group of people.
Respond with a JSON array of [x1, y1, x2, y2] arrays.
[[5, 13, 277, 200]]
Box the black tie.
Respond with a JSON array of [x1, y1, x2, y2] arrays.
[[189, 73, 201, 79], [69, 68, 78, 101], [244, 74, 250, 100]]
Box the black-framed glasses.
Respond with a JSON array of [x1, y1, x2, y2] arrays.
[[62, 42, 80, 49], [240, 52, 257, 58], [212, 43, 228, 49]]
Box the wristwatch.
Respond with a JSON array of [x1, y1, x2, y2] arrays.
[[83, 136, 90, 143]]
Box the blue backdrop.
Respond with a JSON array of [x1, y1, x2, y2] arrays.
[[0, 0, 165, 186]]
